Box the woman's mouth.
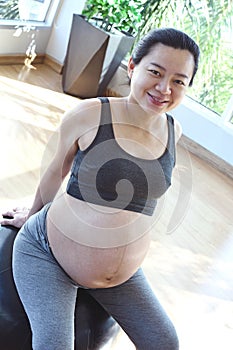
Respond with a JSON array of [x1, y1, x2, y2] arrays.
[[147, 93, 168, 106]]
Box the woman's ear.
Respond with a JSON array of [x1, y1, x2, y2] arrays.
[[127, 57, 135, 79]]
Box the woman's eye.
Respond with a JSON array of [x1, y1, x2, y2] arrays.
[[175, 80, 185, 86], [149, 70, 160, 76]]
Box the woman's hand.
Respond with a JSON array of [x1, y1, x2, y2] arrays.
[[0, 207, 30, 228]]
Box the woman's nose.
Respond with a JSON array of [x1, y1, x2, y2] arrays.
[[155, 79, 171, 95]]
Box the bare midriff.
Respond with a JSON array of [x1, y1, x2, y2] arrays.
[[47, 192, 154, 288]]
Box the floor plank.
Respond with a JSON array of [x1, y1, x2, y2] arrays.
[[0, 64, 232, 349]]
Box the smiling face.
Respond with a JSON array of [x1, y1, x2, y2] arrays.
[[127, 43, 195, 116]]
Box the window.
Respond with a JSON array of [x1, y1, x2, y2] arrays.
[[0, 0, 54, 22]]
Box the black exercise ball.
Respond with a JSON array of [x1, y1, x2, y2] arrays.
[[0, 225, 119, 350]]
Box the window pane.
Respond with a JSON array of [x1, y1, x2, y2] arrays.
[[0, 0, 20, 19], [0, 0, 53, 22]]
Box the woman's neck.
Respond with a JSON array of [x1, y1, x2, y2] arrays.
[[123, 97, 167, 132]]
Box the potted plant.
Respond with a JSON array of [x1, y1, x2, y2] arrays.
[[62, 0, 144, 98], [82, 0, 143, 35]]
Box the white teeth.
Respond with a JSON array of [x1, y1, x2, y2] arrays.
[[148, 93, 167, 103], [153, 97, 164, 103], [150, 94, 162, 102]]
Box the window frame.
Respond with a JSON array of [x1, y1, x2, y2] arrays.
[[222, 95, 233, 128], [0, 0, 61, 27]]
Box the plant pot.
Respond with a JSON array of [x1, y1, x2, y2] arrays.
[[62, 14, 135, 98]]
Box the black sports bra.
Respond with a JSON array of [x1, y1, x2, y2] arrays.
[[66, 97, 176, 216]]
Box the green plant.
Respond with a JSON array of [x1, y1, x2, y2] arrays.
[[0, 0, 19, 19], [82, 0, 144, 34]]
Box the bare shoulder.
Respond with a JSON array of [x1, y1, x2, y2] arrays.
[[59, 98, 102, 140], [58, 97, 125, 145], [61, 98, 101, 126]]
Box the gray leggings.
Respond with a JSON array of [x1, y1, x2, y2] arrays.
[[12, 205, 179, 350]]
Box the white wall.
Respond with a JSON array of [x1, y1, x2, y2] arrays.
[[172, 96, 233, 166], [0, 25, 52, 55], [45, 0, 86, 64]]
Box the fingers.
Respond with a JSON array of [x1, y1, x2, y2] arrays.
[[1, 210, 14, 218], [0, 215, 26, 228], [12, 206, 29, 213], [0, 215, 16, 227], [2, 207, 29, 216], [0, 207, 30, 228], [0, 217, 16, 227], [12, 206, 28, 212]]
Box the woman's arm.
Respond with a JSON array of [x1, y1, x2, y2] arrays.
[[28, 122, 79, 218], [0, 136, 78, 227], [0, 98, 101, 227], [1, 131, 78, 228]]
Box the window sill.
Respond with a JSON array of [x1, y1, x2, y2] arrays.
[[0, 20, 51, 29]]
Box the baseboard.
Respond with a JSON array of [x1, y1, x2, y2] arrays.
[[0, 53, 63, 74], [179, 134, 233, 180], [43, 54, 63, 74], [0, 54, 44, 65]]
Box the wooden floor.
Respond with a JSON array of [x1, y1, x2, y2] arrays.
[[0, 64, 233, 350]]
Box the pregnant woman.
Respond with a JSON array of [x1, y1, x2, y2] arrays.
[[2, 28, 199, 350]]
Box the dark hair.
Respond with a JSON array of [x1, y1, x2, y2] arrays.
[[132, 28, 200, 86]]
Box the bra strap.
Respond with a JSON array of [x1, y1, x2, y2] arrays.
[[166, 114, 176, 164], [98, 97, 112, 126], [97, 97, 115, 141]]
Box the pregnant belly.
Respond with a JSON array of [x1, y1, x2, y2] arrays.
[[46, 194, 152, 288]]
